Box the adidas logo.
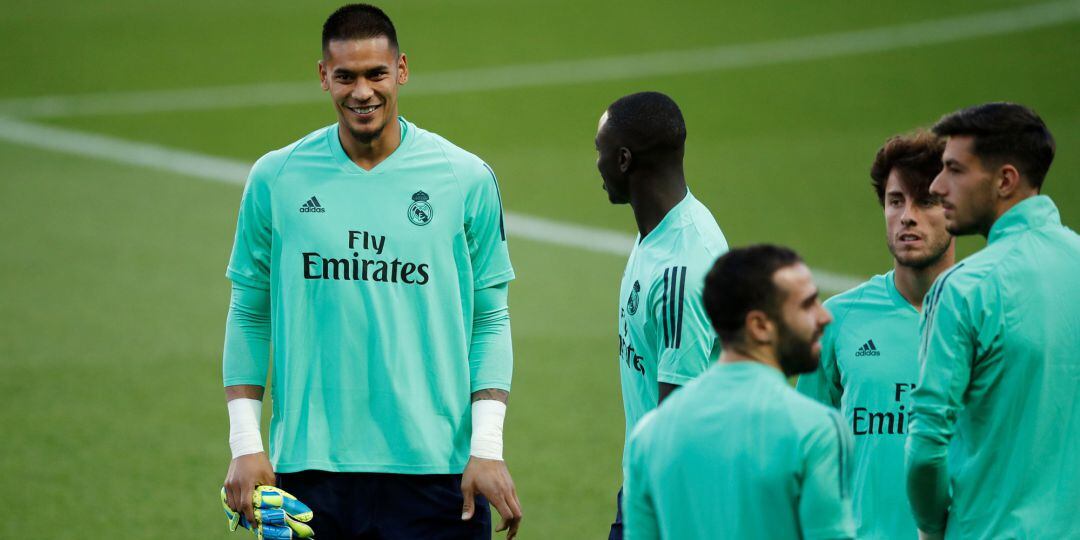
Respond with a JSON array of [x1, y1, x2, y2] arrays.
[[855, 339, 881, 357], [299, 196, 325, 213]]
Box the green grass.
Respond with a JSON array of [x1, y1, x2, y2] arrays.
[[2, 1, 1078, 538]]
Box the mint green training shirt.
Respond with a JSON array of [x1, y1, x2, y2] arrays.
[[224, 119, 514, 474], [617, 191, 727, 460], [625, 361, 856, 540], [907, 195, 1080, 538], [797, 271, 919, 539]]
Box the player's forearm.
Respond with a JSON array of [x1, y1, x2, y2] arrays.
[[469, 282, 513, 393], [905, 432, 951, 534], [472, 388, 509, 403], [223, 281, 271, 387], [226, 385, 265, 401]]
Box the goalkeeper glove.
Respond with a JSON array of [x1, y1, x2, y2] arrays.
[[221, 485, 315, 539]]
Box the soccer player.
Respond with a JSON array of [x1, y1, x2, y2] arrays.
[[623, 245, 855, 540], [593, 91, 728, 539], [796, 131, 952, 539], [907, 102, 1080, 539], [220, 4, 522, 539]]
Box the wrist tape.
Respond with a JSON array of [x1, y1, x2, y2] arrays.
[[228, 398, 264, 458], [469, 399, 506, 461]]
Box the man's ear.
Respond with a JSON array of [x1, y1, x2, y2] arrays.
[[995, 163, 1024, 198], [318, 60, 330, 91], [744, 310, 774, 345], [397, 53, 409, 85], [618, 147, 632, 174]]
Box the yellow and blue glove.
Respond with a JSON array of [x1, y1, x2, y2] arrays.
[[221, 485, 315, 539]]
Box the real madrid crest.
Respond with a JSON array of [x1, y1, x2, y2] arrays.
[[627, 280, 641, 315], [408, 190, 433, 226]]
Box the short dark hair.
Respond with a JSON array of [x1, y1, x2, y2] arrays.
[[932, 102, 1055, 189], [322, 4, 398, 55], [605, 92, 687, 158], [703, 245, 803, 344], [869, 130, 945, 205]]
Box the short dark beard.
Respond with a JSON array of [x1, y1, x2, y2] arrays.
[[889, 236, 952, 270], [776, 321, 819, 376]]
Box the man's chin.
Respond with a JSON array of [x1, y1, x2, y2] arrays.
[[346, 123, 384, 144]]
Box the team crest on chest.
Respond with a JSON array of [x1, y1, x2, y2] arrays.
[[408, 190, 433, 226], [627, 280, 641, 316]]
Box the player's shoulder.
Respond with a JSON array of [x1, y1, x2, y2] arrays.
[[676, 193, 728, 256], [407, 119, 494, 188], [929, 257, 995, 304], [823, 273, 890, 321], [780, 384, 845, 438], [643, 196, 727, 280], [248, 124, 335, 186]]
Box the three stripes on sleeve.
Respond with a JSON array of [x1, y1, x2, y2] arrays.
[[662, 266, 688, 350]]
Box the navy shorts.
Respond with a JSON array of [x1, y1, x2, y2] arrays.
[[608, 487, 623, 540], [276, 470, 491, 540]]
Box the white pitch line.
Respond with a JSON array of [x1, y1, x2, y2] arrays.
[[1, 1, 1077, 119], [0, 117, 866, 291]]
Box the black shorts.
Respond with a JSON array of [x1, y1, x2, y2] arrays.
[[276, 470, 491, 540], [608, 487, 623, 540]]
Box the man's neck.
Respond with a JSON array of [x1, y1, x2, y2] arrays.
[[719, 344, 783, 374], [338, 117, 402, 171], [628, 171, 687, 239], [893, 249, 954, 311]]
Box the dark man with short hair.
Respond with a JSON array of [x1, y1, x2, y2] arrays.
[[906, 102, 1080, 539], [594, 91, 728, 539], [798, 130, 953, 539], [624, 245, 855, 540], [220, 4, 522, 539]]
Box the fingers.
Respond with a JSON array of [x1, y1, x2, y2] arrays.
[[460, 480, 476, 520], [507, 514, 521, 540], [489, 495, 515, 532], [241, 484, 257, 526]]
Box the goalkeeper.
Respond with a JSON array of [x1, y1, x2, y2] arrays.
[[219, 4, 521, 539]]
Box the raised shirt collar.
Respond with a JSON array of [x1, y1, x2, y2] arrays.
[[987, 195, 1061, 244]]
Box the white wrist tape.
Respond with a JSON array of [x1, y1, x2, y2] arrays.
[[228, 398, 264, 459], [469, 399, 506, 461]]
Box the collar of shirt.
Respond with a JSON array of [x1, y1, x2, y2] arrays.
[[987, 194, 1061, 244], [713, 359, 788, 385], [637, 190, 694, 247]]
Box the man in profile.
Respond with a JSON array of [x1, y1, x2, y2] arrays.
[[624, 245, 854, 540], [907, 102, 1080, 539], [594, 91, 728, 539]]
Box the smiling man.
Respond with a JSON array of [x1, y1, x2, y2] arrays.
[[907, 103, 1080, 539], [220, 4, 522, 539], [797, 131, 952, 539]]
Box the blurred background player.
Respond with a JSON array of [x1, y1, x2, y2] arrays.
[[907, 102, 1080, 539], [593, 91, 728, 539], [623, 245, 854, 540], [220, 4, 522, 539], [797, 131, 952, 539]]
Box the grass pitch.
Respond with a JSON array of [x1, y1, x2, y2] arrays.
[[1, 1, 1078, 537]]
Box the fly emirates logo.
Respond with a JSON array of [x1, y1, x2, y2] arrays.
[[852, 383, 916, 436], [302, 230, 431, 285]]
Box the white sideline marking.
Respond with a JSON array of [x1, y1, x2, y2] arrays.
[[0, 117, 865, 291], [1, 1, 1077, 118]]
